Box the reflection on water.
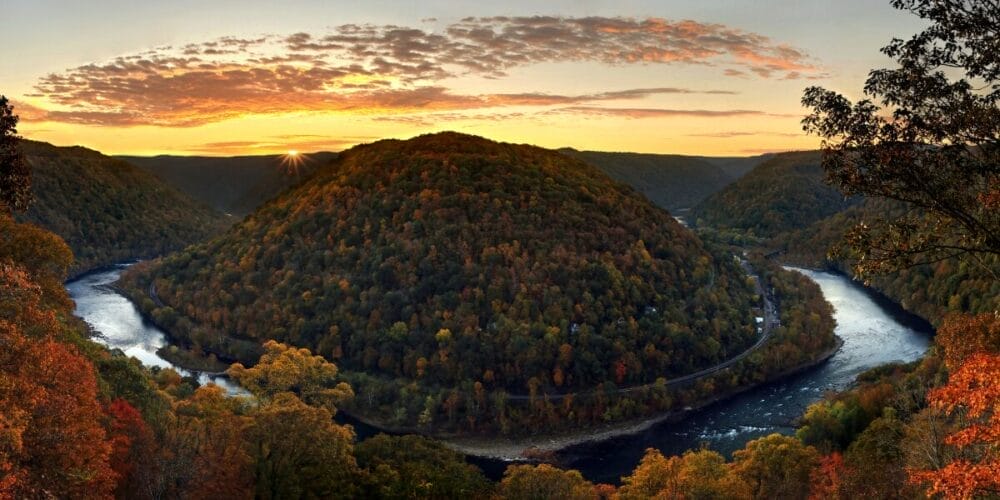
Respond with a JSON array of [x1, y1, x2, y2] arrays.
[[553, 268, 933, 484], [67, 265, 244, 394]]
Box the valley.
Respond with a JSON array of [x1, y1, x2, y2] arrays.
[[4, 2, 998, 497], [112, 133, 838, 438]]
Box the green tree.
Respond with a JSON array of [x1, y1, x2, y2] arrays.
[[0, 95, 31, 214]]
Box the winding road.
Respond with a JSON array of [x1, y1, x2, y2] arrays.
[[506, 259, 777, 401]]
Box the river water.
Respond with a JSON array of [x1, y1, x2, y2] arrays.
[[548, 267, 933, 484], [67, 265, 243, 394], [67, 265, 932, 485]]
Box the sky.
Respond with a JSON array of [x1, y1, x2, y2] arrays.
[[1, 1, 927, 156]]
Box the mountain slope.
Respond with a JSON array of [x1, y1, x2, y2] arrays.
[[125, 132, 768, 430], [561, 149, 755, 211], [691, 151, 857, 237], [121, 152, 337, 217], [17, 140, 226, 275]]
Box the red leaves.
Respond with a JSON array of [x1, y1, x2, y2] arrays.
[[908, 323, 1000, 499]]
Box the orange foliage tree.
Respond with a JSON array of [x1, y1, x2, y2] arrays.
[[909, 351, 1000, 498], [0, 263, 115, 498]]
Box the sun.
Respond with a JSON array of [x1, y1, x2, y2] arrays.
[[280, 149, 307, 175]]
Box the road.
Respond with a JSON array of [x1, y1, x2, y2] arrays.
[[148, 281, 165, 308], [507, 258, 777, 401]]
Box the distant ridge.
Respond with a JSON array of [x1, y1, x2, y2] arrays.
[[120, 152, 338, 217], [561, 149, 767, 211]]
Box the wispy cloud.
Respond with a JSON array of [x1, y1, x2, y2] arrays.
[[25, 16, 821, 127], [552, 107, 791, 119]]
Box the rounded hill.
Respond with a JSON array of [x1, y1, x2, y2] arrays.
[[128, 132, 759, 418], [692, 151, 858, 238]]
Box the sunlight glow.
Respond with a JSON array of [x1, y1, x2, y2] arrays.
[[280, 150, 307, 175]]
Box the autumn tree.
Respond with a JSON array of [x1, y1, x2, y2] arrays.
[[909, 352, 1000, 498], [227, 340, 353, 413], [0, 96, 30, 214], [0, 263, 115, 498], [802, 0, 1000, 278], [245, 392, 359, 499], [354, 434, 492, 499], [105, 399, 156, 499], [619, 447, 750, 499], [498, 464, 599, 500], [732, 433, 820, 500]]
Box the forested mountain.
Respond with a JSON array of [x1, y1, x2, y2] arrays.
[[691, 151, 858, 237], [16, 140, 227, 275], [122, 152, 337, 217], [561, 149, 762, 211], [120, 132, 809, 433]]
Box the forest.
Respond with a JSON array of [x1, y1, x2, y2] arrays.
[[117, 132, 841, 433], [15, 140, 227, 276]]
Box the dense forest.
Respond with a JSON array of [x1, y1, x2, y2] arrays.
[[122, 152, 337, 217], [560, 149, 762, 211], [118, 132, 840, 433], [691, 151, 859, 238], [16, 141, 227, 275]]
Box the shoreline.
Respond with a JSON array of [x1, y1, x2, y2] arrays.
[[345, 336, 845, 461]]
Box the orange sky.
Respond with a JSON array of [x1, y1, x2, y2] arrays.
[[2, 1, 925, 156]]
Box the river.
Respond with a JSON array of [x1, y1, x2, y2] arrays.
[[67, 265, 932, 485], [67, 265, 243, 394]]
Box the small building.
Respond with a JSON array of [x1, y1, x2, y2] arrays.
[[755, 316, 764, 324]]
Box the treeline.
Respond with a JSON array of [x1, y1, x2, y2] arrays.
[[119, 132, 776, 431], [16, 140, 227, 275], [0, 216, 486, 497]]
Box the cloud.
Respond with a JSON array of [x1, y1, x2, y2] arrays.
[[553, 106, 779, 119], [26, 17, 820, 127]]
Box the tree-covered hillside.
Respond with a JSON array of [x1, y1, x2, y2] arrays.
[[17, 140, 227, 275], [122, 132, 786, 431], [560, 149, 757, 211], [692, 151, 858, 237], [122, 152, 337, 217]]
